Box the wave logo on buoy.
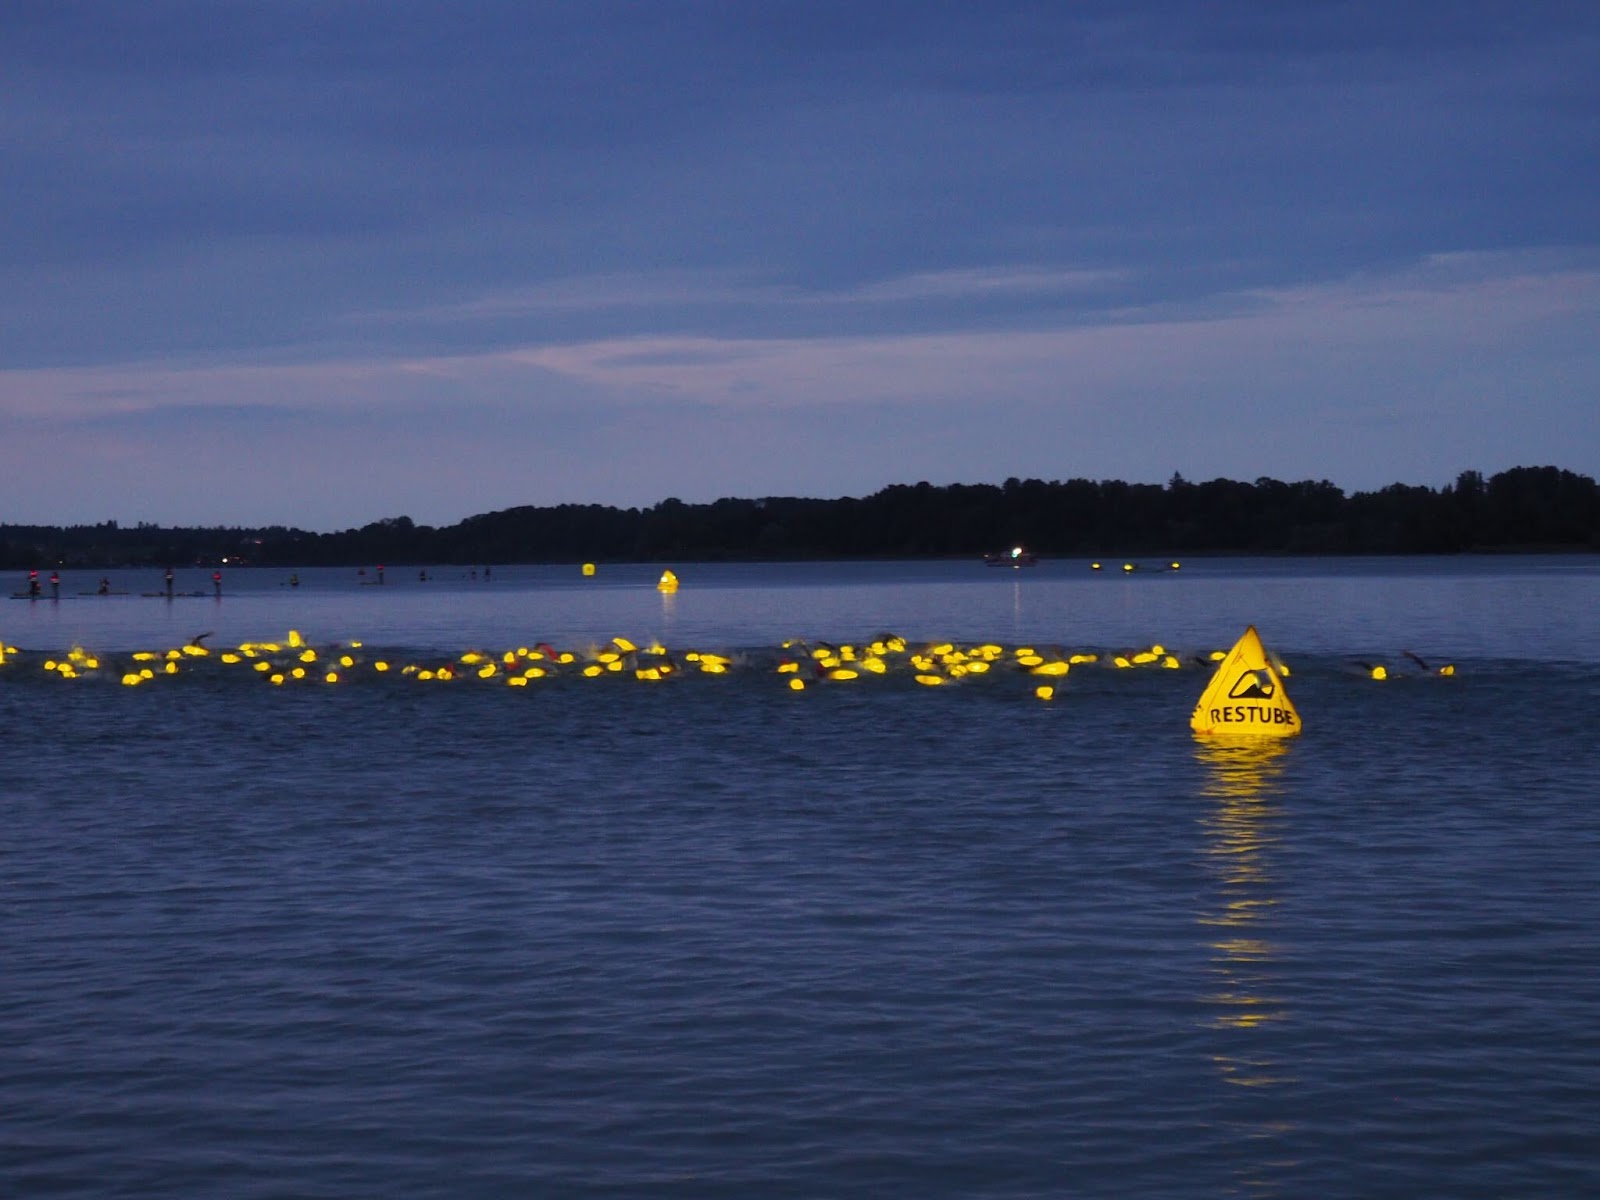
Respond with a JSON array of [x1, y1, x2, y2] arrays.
[[1191, 626, 1300, 738], [1226, 669, 1276, 701]]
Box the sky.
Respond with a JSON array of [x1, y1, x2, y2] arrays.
[[3, 1, 1597, 531]]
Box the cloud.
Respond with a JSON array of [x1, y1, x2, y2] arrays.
[[3, 2, 1594, 371], [4, 250, 1592, 528], [1, 5, 1595, 526], [501, 252, 1599, 404], [345, 266, 1133, 344]]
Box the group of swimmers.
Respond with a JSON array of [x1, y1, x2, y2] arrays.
[[20, 568, 223, 598], [21, 562, 502, 598]]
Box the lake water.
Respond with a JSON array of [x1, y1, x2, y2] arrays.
[[5, 557, 1599, 1198]]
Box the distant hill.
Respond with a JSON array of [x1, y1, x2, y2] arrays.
[[4, 466, 1596, 569]]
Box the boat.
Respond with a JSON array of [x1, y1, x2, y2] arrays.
[[984, 547, 1037, 567]]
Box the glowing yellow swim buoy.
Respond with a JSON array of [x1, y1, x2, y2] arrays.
[[1190, 626, 1300, 739], [657, 570, 679, 593]]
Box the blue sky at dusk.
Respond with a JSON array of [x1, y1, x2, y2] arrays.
[[3, 1, 1596, 530]]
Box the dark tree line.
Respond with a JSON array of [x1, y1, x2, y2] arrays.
[[3, 466, 1596, 569]]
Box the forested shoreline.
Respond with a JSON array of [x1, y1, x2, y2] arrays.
[[4, 466, 1596, 569]]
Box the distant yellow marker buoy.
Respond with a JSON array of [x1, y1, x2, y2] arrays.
[[582, 562, 596, 577], [1190, 626, 1300, 738], [657, 570, 679, 593]]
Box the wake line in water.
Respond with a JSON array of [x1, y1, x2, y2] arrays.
[[0, 630, 1465, 694]]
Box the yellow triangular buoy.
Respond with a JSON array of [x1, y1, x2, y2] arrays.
[[657, 570, 679, 593], [1190, 626, 1300, 738]]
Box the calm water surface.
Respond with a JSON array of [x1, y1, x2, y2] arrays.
[[4, 558, 1598, 1198]]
